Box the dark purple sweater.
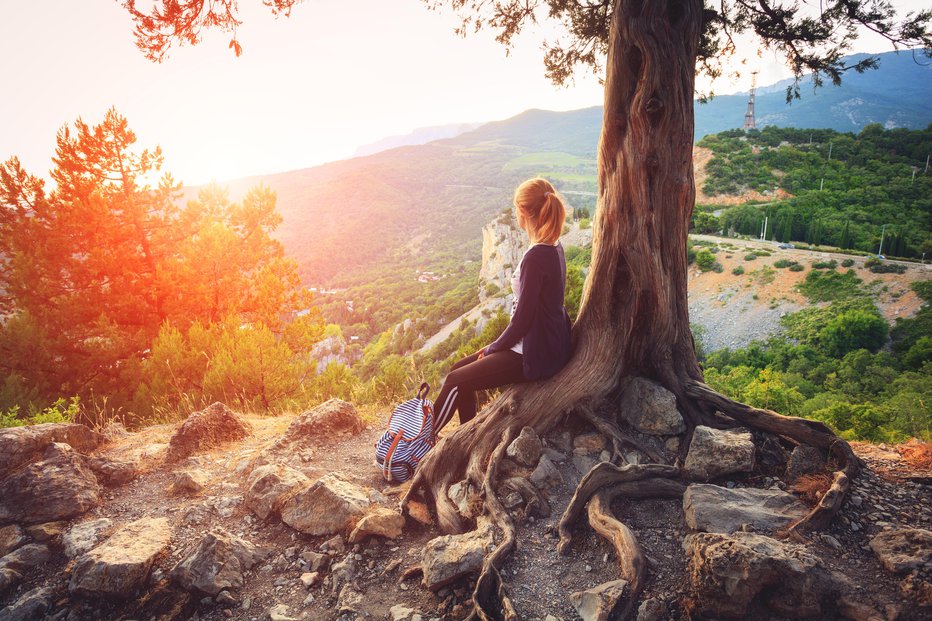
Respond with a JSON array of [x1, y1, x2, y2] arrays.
[[485, 243, 572, 380]]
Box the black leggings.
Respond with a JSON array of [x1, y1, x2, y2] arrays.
[[433, 350, 526, 433]]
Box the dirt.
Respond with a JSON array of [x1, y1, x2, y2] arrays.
[[3, 409, 930, 621]]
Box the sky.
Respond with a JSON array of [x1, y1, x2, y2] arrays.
[[0, 0, 927, 186]]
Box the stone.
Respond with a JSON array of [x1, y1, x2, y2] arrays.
[[390, 604, 418, 621], [69, 517, 172, 597], [506, 426, 542, 466], [0, 526, 26, 557], [685, 531, 846, 619], [171, 529, 262, 595], [421, 521, 494, 591], [0, 585, 54, 621], [85, 456, 139, 486], [173, 469, 209, 494], [321, 534, 346, 555], [348, 507, 405, 543], [570, 579, 629, 621], [337, 585, 366, 614], [618, 378, 686, 435], [683, 484, 809, 534], [664, 436, 680, 454], [24, 521, 67, 542], [785, 445, 826, 482], [268, 604, 298, 621], [0, 423, 103, 477], [244, 464, 310, 520], [280, 473, 369, 536], [636, 598, 668, 621], [447, 480, 478, 519], [573, 454, 598, 477], [869, 527, 932, 574], [529, 455, 564, 492], [63, 518, 114, 559], [502, 492, 523, 509], [573, 432, 607, 453], [330, 555, 357, 592], [279, 398, 364, 441], [165, 402, 251, 462], [0, 567, 23, 597], [683, 426, 755, 480], [0, 443, 100, 524], [300, 572, 321, 588], [757, 434, 789, 468], [0, 544, 50, 572], [300, 550, 328, 572], [216, 590, 237, 606]]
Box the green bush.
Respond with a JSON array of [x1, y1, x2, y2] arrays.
[[774, 258, 796, 269], [818, 309, 889, 357], [869, 263, 907, 274], [811, 259, 838, 270], [695, 249, 716, 272], [841, 258, 855, 268], [732, 266, 745, 276], [796, 269, 863, 302], [789, 263, 805, 272], [579, 218, 591, 230], [711, 262, 724, 273], [744, 253, 757, 261]]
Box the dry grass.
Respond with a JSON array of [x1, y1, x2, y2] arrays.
[[898, 440, 932, 470], [789, 473, 833, 506]]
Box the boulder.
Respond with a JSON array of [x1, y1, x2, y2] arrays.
[[570, 579, 629, 621], [171, 530, 262, 595], [0, 443, 100, 525], [278, 398, 364, 440], [685, 531, 846, 618], [784, 445, 826, 482], [0, 423, 103, 477], [24, 521, 67, 542], [618, 378, 686, 435], [165, 402, 251, 462], [63, 518, 114, 559], [529, 455, 563, 490], [280, 473, 369, 536], [506, 426, 542, 467], [683, 484, 809, 534], [86, 456, 139, 486], [0, 567, 22, 597], [0, 544, 51, 572], [244, 464, 310, 520], [683, 426, 755, 480], [0, 526, 26, 558], [69, 517, 172, 597], [869, 527, 932, 574], [0, 585, 54, 621], [421, 521, 495, 591], [173, 469, 209, 494], [348, 507, 405, 543]]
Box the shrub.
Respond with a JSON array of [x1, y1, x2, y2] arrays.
[[797, 269, 863, 302], [789, 263, 805, 272], [869, 263, 907, 274], [579, 218, 591, 230], [841, 258, 855, 268], [712, 262, 724, 273], [732, 266, 745, 276], [744, 253, 757, 261], [864, 257, 881, 268], [811, 259, 838, 270], [818, 309, 889, 357], [696, 249, 716, 272], [774, 258, 795, 269]]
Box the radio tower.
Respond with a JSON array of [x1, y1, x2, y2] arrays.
[[743, 71, 758, 131]]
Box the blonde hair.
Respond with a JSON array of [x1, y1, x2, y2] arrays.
[[513, 178, 566, 245]]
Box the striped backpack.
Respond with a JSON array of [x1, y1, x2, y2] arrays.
[[374, 383, 435, 483]]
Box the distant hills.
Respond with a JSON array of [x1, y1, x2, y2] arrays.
[[204, 50, 930, 292], [352, 122, 483, 157]]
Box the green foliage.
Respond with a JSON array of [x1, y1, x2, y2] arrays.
[[811, 259, 838, 269], [744, 253, 758, 261], [1, 396, 81, 428], [789, 263, 805, 272], [796, 269, 863, 302], [695, 249, 716, 271], [578, 218, 591, 230], [869, 263, 907, 274], [774, 258, 799, 269], [732, 266, 745, 276], [819, 310, 889, 357], [912, 280, 932, 303], [841, 258, 855, 267]]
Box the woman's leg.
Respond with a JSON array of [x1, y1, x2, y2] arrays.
[[433, 350, 525, 433]]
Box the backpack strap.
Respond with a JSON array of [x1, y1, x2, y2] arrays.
[[382, 430, 404, 482], [421, 401, 435, 445]]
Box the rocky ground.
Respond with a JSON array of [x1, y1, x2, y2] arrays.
[[0, 387, 930, 621]]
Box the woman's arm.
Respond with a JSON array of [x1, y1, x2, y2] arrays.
[[484, 251, 545, 354]]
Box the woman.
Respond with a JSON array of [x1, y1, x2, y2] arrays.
[[433, 177, 573, 433]]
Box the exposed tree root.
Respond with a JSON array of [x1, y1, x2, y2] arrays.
[[685, 379, 859, 537], [501, 476, 551, 519], [577, 405, 663, 463], [557, 463, 680, 554], [588, 489, 646, 621], [469, 427, 518, 621]]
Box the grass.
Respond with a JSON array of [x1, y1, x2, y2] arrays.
[[502, 151, 592, 171]]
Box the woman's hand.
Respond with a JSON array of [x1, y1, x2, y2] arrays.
[[476, 347, 486, 360]]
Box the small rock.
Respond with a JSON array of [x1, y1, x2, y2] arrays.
[[300, 550, 328, 572], [636, 597, 668, 621], [173, 469, 209, 494], [421, 521, 495, 591], [683, 426, 755, 480], [268, 604, 298, 621], [570, 579, 628, 621], [63, 518, 114, 559], [85, 456, 138, 486], [23, 521, 67, 542], [216, 590, 237, 606], [0, 567, 23, 597], [300, 572, 320, 588], [0, 543, 50, 574], [0, 585, 54, 621], [280, 473, 369, 536], [618, 377, 686, 435], [321, 535, 346, 555], [821, 535, 843, 550], [785, 445, 826, 481], [506, 426, 542, 467], [447, 480, 478, 519], [869, 527, 932, 574], [171, 529, 262, 596], [244, 464, 310, 520], [389, 604, 418, 621], [572, 432, 606, 453], [0, 526, 27, 557], [502, 492, 524, 510], [348, 507, 405, 543], [664, 437, 680, 454], [529, 455, 563, 490]]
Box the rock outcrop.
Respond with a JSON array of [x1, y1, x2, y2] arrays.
[[280, 473, 369, 536], [618, 378, 686, 435], [69, 517, 171, 597], [478, 212, 524, 304], [869, 527, 932, 574], [166, 402, 251, 462], [0, 443, 100, 524], [684, 425, 755, 480], [244, 463, 311, 520], [683, 484, 809, 534], [0, 423, 103, 476], [171, 530, 262, 596]]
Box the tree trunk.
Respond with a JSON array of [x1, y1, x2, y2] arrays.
[[407, 0, 707, 534]]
